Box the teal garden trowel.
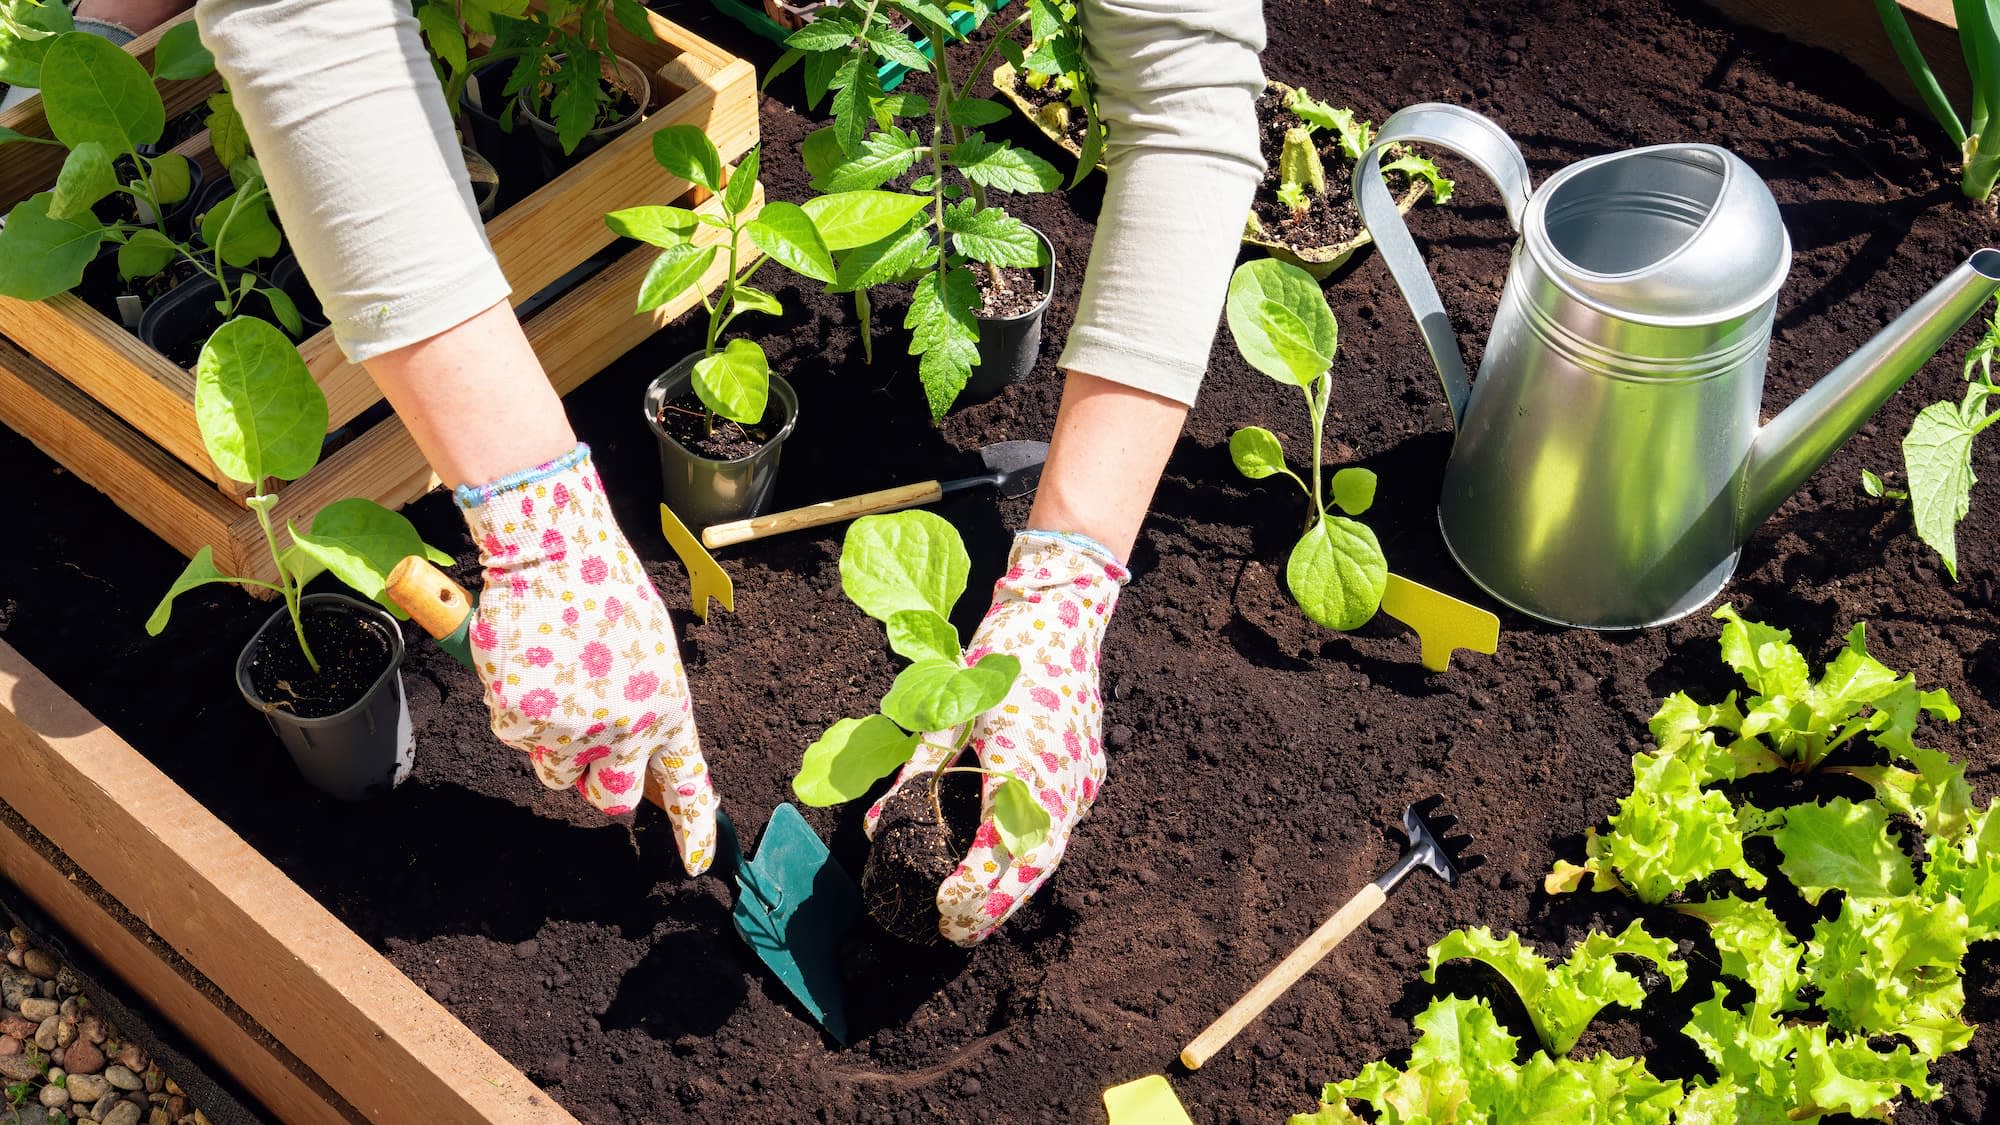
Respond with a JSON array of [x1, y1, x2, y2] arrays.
[[384, 555, 860, 1042]]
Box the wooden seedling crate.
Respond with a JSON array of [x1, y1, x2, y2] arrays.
[[0, 8, 762, 584]]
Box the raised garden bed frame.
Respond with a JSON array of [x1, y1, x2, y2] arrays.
[[0, 7, 762, 586]]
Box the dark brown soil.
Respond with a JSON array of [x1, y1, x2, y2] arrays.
[[4, 0, 2000, 1123], [975, 262, 1043, 318], [657, 391, 777, 460], [244, 602, 397, 719]]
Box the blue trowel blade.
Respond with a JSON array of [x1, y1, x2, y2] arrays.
[[727, 803, 858, 1043]]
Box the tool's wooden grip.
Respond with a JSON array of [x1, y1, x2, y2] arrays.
[[385, 556, 473, 641], [1179, 882, 1388, 1070], [701, 480, 946, 548]]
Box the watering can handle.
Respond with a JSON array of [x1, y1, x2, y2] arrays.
[[1354, 104, 1533, 427]]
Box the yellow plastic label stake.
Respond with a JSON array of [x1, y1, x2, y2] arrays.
[[660, 503, 734, 622], [1379, 572, 1500, 673], [1103, 1075, 1194, 1125]]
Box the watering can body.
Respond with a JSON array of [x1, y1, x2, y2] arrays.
[[1355, 104, 2000, 629]]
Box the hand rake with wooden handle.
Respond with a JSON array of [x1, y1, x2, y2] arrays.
[[1180, 796, 1480, 1070]]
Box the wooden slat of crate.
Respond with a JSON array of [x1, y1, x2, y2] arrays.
[[0, 184, 759, 586], [0, 639, 579, 1125], [0, 5, 758, 499]]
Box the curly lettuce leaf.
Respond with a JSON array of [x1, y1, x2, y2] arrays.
[[1757, 797, 1916, 906], [1809, 893, 1973, 1058], [1675, 896, 1807, 1014], [1923, 799, 2000, 941], [1604, 753, 1764, 904], [1424, 921, 1683, 1054]]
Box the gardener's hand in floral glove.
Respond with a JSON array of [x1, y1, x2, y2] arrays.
[[865, 531, 1129, 945], [457, 444, 719, 874]]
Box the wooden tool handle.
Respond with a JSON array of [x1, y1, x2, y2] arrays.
[[1179, 881, 1388, 1070], [385, 556, 473, 641], [701, 480, 946, 548]]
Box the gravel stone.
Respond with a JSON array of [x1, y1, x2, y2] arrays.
[[0, 1052, 43, 1080], [19, 997, 57, 1021], [105, 1063, 142, 1091], [35, 1014, 59, 1050], [67, 1072, 111, 1103], [103, 1100, 143, 1125], [64, 1038, 104, 1074], [40, 1084, 70, 1109], [22, 949, 58, 979]]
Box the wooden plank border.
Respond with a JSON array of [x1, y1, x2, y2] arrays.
[[1700, 0, 1966, 112], [0, 639, 579, 1125]]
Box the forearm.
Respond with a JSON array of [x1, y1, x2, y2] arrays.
[[1029, 373, 1186, 561]]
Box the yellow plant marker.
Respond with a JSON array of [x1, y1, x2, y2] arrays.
[[660, 504, 734, 622], [1103, 1075, 1194, 1125], [1379, 572, 1499, 673]]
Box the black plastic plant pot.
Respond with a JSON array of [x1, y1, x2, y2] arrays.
[[962, 225, 1056, 404], [97, 157, 207, 244], [235, 593, 414, 802], [514, 53, 652, 180], [644, 352, 800, 529], [459, 62, 558, 207], [137, 274, 286, 369]]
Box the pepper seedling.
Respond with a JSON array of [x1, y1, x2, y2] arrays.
[[1224, 257, 1388, 631], [790, 510, 1049, 856], [146, 318, 449, 669]]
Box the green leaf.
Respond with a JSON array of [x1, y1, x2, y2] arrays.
[[152, 19, 214, 80], [0, 0, 75, 87], [145, 151, 191, 206], [904, 265, 981, 419], [1923, 799, 2000, 940], [1229, 426, 1288, 480], [47, 140, 116, 220], [0, 192, 104, 301], [880, 653, 1020, 732], [1762, 797, 1915, 905], [947, 97, 1011, 128], [604, 204, 699, 247], [865, 24, 930, 71], [200, 187, 282, 267], [830, 57, 882, 156], [1675, 897, 1807, 1014], [1285, 516, 1386, 632], [876, 90, 928, 119], [204, 91, 249, 170], [1603, 752, 1765, 904], [802, 47, 843, 110], [801, 125, 845, 188], [1845, 745, 1974, 840], [549, 56, 600, 156], [793, 715, 920, 805], [732, 285, 782, 318], [831, 219, 934, 292], [1226, 258, 1339, 387], [990, 776, 1049, 855], [1902, 386, 1990, 579], [1712, 603, 1811, 699], [1331, 467, 1376, 516], [821, 124, 924, 191], [260, 286, 303, 336], [691, 338, 770, 425], [289, 499, 443, 611], [722, 145, 759, 216], [651, 124, 721, 192], [609, 0, 656, 40], [1792, 1023, 1936, 1117], [951, 133, 1062, 192], [884, 609, 960, 664], [634, 242, 718, 312], [1809, 893, 1971, 1055], [1383, 152, 1455, 205], [746, 201, 836, 284], [942, 199, 1042, 267], [417, 3, 467, 72], [41, 32, 164, 152], [193, 316, 325, 486], [117, 228, 177, 281], [781, 14, 860, 51], [145, 546, 239, 635], [1422, 925, 1673, 1056], [839, 509, 969, 623], [800, 189, 931, 250]]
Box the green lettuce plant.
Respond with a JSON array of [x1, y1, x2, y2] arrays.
[[1222, 258, 1387, 631], [1422, 922, 1686, 1055], [790, 510, 1048, 854], [768, 0, 1063, 417], [147, 318, 449, 671], [1873, 0, 2000, 201], [1256, 86, 1451, 230]]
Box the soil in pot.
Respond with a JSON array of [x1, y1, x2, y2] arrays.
[[244, 601, 399, 719], [974, 263, 1042, 318], [653, 392, 779, 460], [73, 248, 199, 330]]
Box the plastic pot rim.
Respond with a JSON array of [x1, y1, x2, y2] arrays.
[[643, 352, 801, 468], [973, 224, 1056, 327], [235, 592, 406, 726]]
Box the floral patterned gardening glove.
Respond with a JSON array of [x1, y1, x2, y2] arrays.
[[457, 444, 718, 875], [864, 531, 1129, 945]]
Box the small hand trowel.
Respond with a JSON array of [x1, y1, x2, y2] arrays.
[[700, 438, 1048, 548], [383, 556, 860, 1042]]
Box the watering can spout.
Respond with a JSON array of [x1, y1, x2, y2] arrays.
[[1740, 249, 2000, 540]]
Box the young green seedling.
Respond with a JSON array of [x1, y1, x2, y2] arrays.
[[147, 317, 449, 670], [1223, 257, 1387, 631], [791, 510, 1049, 856], [421, 0, 658, 155], [1875, 0, 2000, 201], [1879, 296, 1999, 578]]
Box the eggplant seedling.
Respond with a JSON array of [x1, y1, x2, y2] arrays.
[[791, 511, 1049, 859], [1224, 258, 1388, 631]]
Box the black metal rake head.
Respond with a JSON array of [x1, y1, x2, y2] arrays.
[[1396, 794, 1484, 888]]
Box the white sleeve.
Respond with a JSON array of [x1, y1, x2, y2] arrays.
[[1055, 0, 1266, 406], [193, 0, 512, 363]]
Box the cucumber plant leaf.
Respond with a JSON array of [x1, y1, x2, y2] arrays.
[[1901, 383, 1994, 580]]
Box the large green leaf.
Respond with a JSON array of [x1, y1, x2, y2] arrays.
[[40, 31, 164, 152], [879, 653, 1020, 733], [1285, 515, 1386, 631], [942, 199, 1043, 267], [204, 91, 249, 169], [0, 0, 74, 88], [801, 125, 845, 189], [1605, 753, 1764, 904], [864, 24, 930, 71], [800, 189, 931, 251], [1809, 893, 1972, 1056], [117, 228, 178, 281], [151, 19, 214, 80], [884, 609, 960, 664], [1229, 426, 1288, 480], [1791, 1024, 1936, 1117], [793, 715, 919, 805], [289, 498, 451, 610], [0, 192, 104, 300], [821, 124, 925, 191], [194, 316, 325, 486], [604, 204, 699, 247], [1764, 797, 1915, 905], [199, 187, 282, 267], [1902, 385, 1991, 579], [416, 3, 467, 72], [839, 509, 968, 623], [690, 338, 770, 425], [746, 200, 835, 284], [145, 150, 191, 206], [1226, 258, 1339, 387], [1426, 922, 1684, 1056], [634, 242, 718, 313], [905, 265, 981, 419], [830, 219, 934, 293], [651, 123, 721, 191], [47, 140, 116, 220], [145, 546, 240, 635], [951, 133, 1062, 192]]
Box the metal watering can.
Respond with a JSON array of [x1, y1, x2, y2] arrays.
[[1353, 103, 2000, 629]]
